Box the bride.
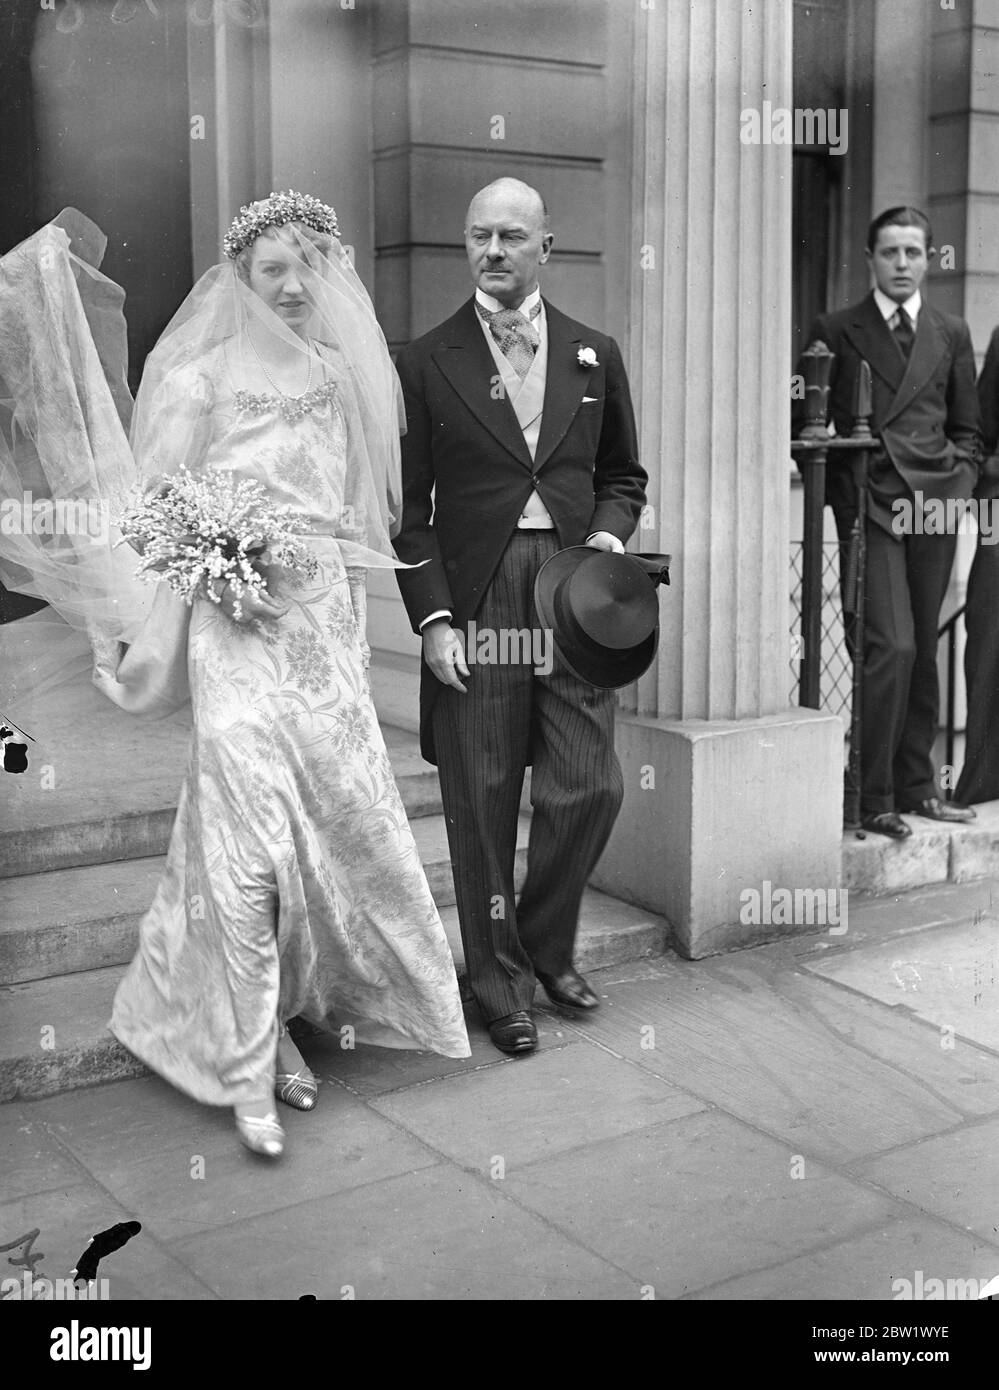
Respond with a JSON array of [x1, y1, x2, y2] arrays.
[[0, 194, 470, 1158]]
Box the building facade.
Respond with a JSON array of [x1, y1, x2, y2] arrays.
[[6, 0, 995, 951]]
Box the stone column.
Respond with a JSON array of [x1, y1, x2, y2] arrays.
[[186, 4, 272, 278], [871, 0, 931, 214], [590, 0, 844, 957]]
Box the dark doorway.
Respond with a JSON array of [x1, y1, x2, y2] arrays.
[[1, 0, 193, 623]]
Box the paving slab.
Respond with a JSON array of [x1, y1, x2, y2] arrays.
[[303, 1008, 580, 1099], [0, 1181, 216, 1300], [5, 877, 995, 1301], [687, 1215, 999, 1300], [501, 1109, 900, 1299], [804, 913, 999, 1051], [0, 1101, 92, 1203], [822, 878, 999, 941], [758, 969, 999, 1120], [166, 1163, 637, 1300], [368, 1041, 706, 1172], [26, 1071, 446, 1244], [563, 957, 966, 1163], [851, 1116, 999, 1246]]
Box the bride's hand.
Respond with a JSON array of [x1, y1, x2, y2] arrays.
[[122, 478, 178, 556], [213, 582, 290, 625], [142, 474, 175, 501]]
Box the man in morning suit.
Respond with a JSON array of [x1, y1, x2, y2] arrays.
[[796, 207, 982, 838], [393, 179, 647, 1055]]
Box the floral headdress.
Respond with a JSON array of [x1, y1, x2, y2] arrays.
[[222, 190, 340, 259]]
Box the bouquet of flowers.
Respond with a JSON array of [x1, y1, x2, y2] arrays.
[[116, 465, 317, 621]]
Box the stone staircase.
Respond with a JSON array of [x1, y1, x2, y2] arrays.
[[0, 647, 669, 1103]]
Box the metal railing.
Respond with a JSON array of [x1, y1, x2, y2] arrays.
[[939, 602, 966, 798], [788, 541, 852, 717], [790, 341, 878, 827], [791, 340, 972, 819]]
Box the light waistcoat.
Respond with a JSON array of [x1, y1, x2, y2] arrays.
[[477, 299, 554, 528]]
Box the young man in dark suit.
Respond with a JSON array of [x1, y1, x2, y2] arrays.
[[393, 178, 646, 1054], [797, 207, 982, 838]]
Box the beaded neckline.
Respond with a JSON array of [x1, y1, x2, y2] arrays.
[[233, 379, 338, 423]]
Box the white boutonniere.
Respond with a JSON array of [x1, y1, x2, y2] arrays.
[[577, 346, 599, 368]]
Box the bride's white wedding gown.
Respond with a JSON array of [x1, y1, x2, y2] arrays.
[[108, 347, 470, 1103]]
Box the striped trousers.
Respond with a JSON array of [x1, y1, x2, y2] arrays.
[[432, 531, 624, 1022]]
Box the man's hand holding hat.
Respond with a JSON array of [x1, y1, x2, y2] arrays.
[[585, 530, 625, 554]]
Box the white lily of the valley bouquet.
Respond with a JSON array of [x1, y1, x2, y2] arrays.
[[117, 465, 317, 622]]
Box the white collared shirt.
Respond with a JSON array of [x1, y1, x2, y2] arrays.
[[474, 284, 544, 325], [874, 286, 921, 326]]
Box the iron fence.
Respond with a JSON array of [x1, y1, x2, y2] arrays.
[[791, 342, 970, 818]]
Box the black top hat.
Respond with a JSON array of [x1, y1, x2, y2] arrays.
[[534, 548, 671, 689]]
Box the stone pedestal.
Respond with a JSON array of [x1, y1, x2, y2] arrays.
[[598, 0, 844, 954], [591, 710, 844, 959]]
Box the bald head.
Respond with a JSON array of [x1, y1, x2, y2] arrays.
[[465, 179, 549, 235], [464, 179, 553, 308]]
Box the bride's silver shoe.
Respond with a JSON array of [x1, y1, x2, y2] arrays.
[[235, 1108, 284, 1158], [274, 1068, 318, 1111], [275, 1020, 318, 1111]]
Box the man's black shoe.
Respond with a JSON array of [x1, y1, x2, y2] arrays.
[[860, 811, 913, 840], [535, 967, 600, 1011], [488, 1011, 537, 1055], [899, 796, 976, 823]]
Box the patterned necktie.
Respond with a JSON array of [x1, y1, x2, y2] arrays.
[[892, 306, 914, 361], [476, 300, 542, 379]]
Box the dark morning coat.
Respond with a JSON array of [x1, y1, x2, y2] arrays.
[[393, 296, 646, 763]]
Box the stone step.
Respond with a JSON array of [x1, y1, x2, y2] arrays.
[[0, 719, 442, 880], [0, 857, 165, 987], [0, 623, 431, 879], [0, 814, 532, 987], [0, 888, 670, 1102], [841, 799, 999, 895], [368, 646, 422, 735]]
